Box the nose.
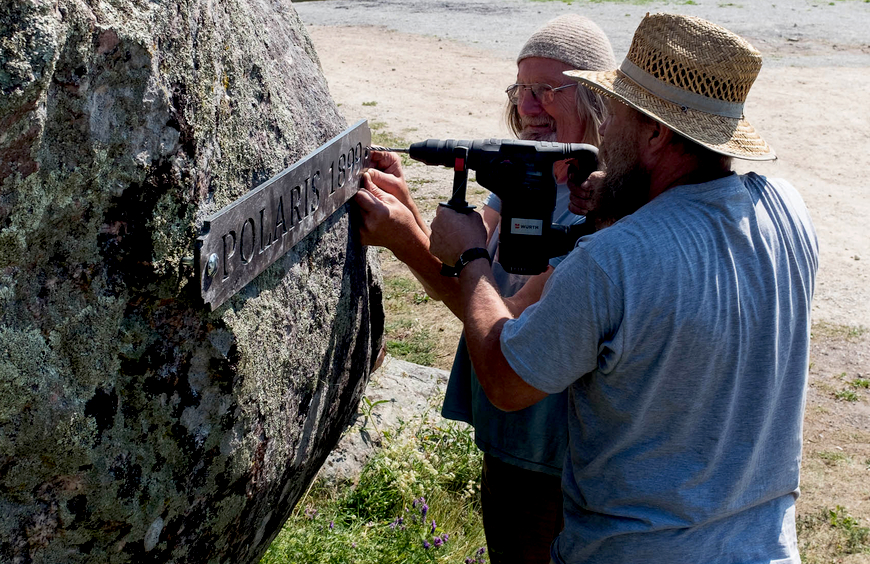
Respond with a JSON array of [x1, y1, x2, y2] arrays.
[[517, 88, 543, 117]]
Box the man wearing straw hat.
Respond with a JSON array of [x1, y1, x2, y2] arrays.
[[425, 13, 818, 563]]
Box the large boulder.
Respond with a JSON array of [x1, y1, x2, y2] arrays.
[[0, 1, 383, 563]]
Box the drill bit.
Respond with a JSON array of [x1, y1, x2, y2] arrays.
[[367, 145, 409, 153]]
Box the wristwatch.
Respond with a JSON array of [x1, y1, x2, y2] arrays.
[[440, 247, 492, 277]]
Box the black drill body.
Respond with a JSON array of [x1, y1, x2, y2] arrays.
[[406, 138, 599, 275]]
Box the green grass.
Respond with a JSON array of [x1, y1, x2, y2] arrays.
[[812, 321, 868, 342], [851, 378, 870, 389], [834, 389, 859, 402], [386, 329, 436, 366], [827, 506, 870, 553], [369, 122, 414, 167], [382, 273, 439, 365], [363, 101, 378, 107], [261, 407, 486, 564], [798, 505, 870, 561], [816, 451, 849, 465]]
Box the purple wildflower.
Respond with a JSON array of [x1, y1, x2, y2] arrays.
[[412, 499, 418, 508], [430, 519, 437, 534], [477, 547, 487, 555], [352, 542, 357, 548], [329, 521, 334, 530], [441, 533, 449, 542], [433, 536, 443, 547], [397, 517, 403, 526], [421, 503, 429, 519], [466, 559, 473, 564], [423, 540, 431, 549], [389, 518, 398, 530]]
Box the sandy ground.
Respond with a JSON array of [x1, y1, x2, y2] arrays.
[[304, 20, 870, 329]]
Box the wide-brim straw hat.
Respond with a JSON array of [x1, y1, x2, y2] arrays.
[[565, 13, 775, 161]]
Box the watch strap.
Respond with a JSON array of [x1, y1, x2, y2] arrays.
[[440, 247, 492, 277]]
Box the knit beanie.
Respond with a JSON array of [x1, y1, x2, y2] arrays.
[[517, 14, 616, 72]]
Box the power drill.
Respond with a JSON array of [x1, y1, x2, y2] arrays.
[[372, 138, 598, 275]]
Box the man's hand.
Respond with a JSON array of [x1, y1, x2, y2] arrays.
[[368, 151, 428, 235], [430, 205, 487, 267], [568, 169, 606, 216], [354, 171, 422, 251]]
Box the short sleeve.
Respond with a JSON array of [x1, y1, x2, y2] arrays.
[[500, 247, 624, 394], [484, 192, 501, 213]]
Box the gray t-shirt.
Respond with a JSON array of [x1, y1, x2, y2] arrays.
[[501, 173, 818, 563]]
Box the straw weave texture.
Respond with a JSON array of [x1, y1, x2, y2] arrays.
[[565, 13, 774, 160], [628, 14, 761, 104]]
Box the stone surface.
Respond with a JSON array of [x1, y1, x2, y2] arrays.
[[0, 2, 383, 563], [319, 356, 449, 485]]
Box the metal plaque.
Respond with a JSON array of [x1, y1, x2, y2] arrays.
[[195, 119, 371, 310]]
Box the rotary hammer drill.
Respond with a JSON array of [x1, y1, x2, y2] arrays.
[[374, 138, 598, 275]]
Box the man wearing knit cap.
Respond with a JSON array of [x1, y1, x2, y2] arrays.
[[354, 14, 615, 563], [426, 13, 818, 564]]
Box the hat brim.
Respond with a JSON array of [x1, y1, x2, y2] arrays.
[[564, 69, 775, 161]]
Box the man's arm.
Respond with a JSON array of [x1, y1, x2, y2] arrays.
[[430, 206, 549, 412], [458, 261, 549, 411]]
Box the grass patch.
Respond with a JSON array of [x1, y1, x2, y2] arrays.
[[369, 122, 414, 167], [834, 389, 859, 402], [812, 321, 868, 342], [798, 505, 870, 561], [386, 330, 436, 366], [816, 451, 849, 465], [363, 101, 378, 106], [261, 407, 486, 564], [382, 272, 439, 365], [852, 378, 870, 389]]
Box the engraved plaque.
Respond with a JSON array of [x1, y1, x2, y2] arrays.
[[196, 120, 371, 310]]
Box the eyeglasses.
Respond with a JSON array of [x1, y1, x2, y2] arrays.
[[506, 82, 577, 105]]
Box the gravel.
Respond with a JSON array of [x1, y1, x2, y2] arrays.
[[295, 0, 870, 68]]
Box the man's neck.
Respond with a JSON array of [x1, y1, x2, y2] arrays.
[[648, 158, 732, 201]]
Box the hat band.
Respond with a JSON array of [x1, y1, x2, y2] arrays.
[[619, 59, 745, 119]]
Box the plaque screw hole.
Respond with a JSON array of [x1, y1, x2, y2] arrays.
[[206, 254, 219, 277]]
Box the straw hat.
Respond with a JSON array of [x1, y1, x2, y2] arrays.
[[564, 13, 775, 160]]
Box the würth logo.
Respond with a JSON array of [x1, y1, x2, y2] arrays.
[[510, 218, 543, 235]]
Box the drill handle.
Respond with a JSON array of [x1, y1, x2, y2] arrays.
[[439, 146, 478, 277], [439, 145, 476, 214]]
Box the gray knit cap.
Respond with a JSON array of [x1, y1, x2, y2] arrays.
[[517, 14, 616, 72]]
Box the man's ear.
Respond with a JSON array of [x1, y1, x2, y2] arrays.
[[646, 119, 674, 154], [638, 118, 675, 168]]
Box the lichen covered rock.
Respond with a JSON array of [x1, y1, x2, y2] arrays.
[[0, 1, 383, 562]]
